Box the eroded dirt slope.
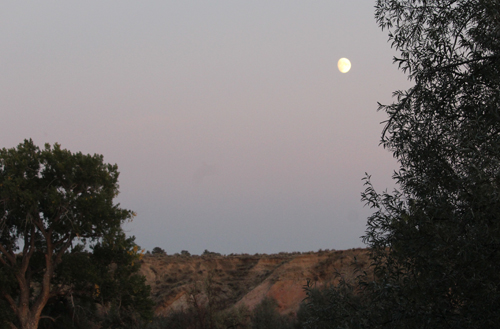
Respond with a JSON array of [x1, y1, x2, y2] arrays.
[[140, 248, 371, 316]]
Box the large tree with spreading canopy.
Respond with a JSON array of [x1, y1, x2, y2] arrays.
[[0, 139, 152, 329]]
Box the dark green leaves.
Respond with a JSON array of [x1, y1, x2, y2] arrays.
[[305, 1, 500, 328], [0, 140, 151, 329]]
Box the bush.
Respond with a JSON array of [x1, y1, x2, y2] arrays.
[[251, 297, 295, 329], [152, 247, 166, 255]]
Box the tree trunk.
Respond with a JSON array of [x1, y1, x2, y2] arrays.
[[15, 298, 43, 329], [14, 256, 54, 329], [19, 317, 40, 329]]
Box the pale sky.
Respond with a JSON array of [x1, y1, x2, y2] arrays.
[[1, 1, 410, 254]]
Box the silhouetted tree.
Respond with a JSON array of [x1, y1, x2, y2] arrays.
[[152, 247, 166, 255], [306, 1, 500, 328], [0, 140, 153, 329]]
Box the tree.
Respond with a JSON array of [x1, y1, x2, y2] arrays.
[[42, 231, 154, 329], [151, 247, 166, 255], [305, 1, 500, 328], [0, 140, 152, 329], [251, 297, 295, 329], [364, 1, 500, 327]]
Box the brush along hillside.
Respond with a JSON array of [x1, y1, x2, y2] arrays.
[[139, 248, 371, 316]]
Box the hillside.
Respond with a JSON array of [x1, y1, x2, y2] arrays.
[[139, 248, 371, 317]]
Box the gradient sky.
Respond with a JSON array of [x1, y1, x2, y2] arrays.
[[1, 1, 411, 254]]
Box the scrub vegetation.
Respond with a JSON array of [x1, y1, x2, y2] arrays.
[[138, 249, 368, 329], [303, 0, 500, 328], [146, 294, 299, 329]]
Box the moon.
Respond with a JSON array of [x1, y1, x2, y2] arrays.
[[338, 58, 351, 73]]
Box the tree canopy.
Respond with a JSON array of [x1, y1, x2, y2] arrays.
[[0, 139, 152, 329], [305, 1, 500, 328]]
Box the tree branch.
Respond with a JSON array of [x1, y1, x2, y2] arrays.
[[53, 232, 72, 248], [54, 234, 74, 265], [39, 315, 57, 323], [1, 290, 18, 313], [33, 215, 48, 240], [20, 225, 36, 275], [432, 55, 499, 72], [0, 243, 16, 267], [382, 86, 419, 139]]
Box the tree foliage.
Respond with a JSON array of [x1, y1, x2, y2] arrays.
[[151, 247, 166, 255], [251, 297, 296, 329], [0, 140, 153, 329], [305, 1, 500, 328]]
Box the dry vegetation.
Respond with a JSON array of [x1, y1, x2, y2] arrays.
[[139, 248, 372, 317]]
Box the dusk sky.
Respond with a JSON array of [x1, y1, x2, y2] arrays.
[[1, 1, 411, 254]]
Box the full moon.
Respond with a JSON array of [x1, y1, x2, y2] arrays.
[[338, 58, 351, 73]]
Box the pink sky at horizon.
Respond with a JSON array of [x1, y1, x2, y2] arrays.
[[0, 1, 411, 254]]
